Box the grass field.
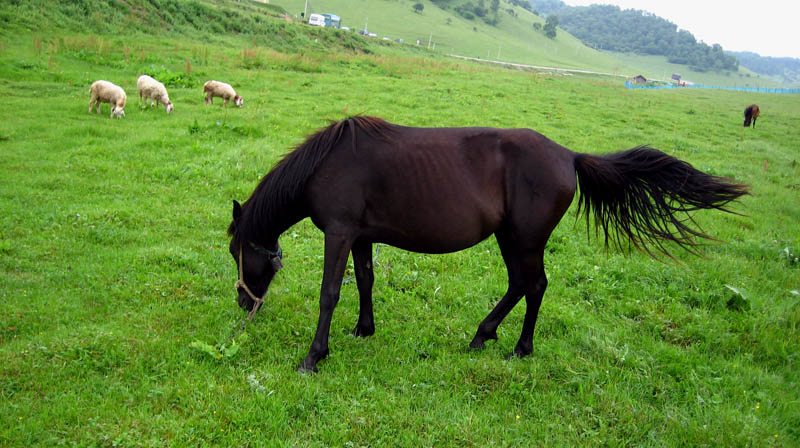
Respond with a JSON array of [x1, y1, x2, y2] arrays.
[[1, 3, 800, 447]]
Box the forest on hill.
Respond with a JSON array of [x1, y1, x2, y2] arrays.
[[429, 0, 508, 26], [730, 51, 800, 84], [529, 1, 738, 73]]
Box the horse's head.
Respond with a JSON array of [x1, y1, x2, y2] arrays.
[[229, 200, 282, 313]]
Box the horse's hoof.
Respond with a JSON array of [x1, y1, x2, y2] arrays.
[[507, 346, 532, 360], [468, 330, 497, 351], [468, 340, 486, 351], [297, 363, 318, 374], [352, 324, 375, 337]]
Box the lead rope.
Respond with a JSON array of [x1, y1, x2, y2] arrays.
[[236, 244, 265, 323], [223, 245, 268, 349]]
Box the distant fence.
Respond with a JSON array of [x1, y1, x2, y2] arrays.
[[624, 81, 800, 94]]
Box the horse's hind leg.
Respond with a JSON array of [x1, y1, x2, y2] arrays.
[[351, 239, 375, 337], [469, 230, 525, 350], [513, 255, 547, 358], [471, 209, 557, 358]]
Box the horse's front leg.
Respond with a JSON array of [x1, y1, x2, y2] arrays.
[[298, 231, 353, 373], [351, 239, 375, 337]]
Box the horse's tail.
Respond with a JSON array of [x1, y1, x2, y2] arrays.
[[573, 146, 749, 257]]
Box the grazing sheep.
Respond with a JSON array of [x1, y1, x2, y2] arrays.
[[137, 75, 173, 114], [89, 80, 127, 118], [203, 80, 243, 107], [744, 104, 760, 128]]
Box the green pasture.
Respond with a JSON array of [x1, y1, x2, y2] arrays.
[[1, 13, 800, 448]]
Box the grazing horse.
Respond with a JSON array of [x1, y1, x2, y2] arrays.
[[744, 104, 760, 127], [228, 116, 748, 372]]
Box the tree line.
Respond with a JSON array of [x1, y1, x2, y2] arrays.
[[431, 0, 502, 25], [730, 51, 800, 84], [530, 1, 738, 73]]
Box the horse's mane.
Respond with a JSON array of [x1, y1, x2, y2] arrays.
[[228, 116, 395, 243]]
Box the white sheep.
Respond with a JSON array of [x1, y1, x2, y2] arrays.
[[137, 75, 173, 114], [203, 80, 243, 107], [89, 80, 127, 118]]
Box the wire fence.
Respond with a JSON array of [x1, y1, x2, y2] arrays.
[[624, 81, 800, 94]]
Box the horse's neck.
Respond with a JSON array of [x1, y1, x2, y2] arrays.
[[252, 206, 308, 246]]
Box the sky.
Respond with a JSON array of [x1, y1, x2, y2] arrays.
[[561, 0, 800, 59]]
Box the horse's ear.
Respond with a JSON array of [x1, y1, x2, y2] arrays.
[[232, 200, 242, 221]]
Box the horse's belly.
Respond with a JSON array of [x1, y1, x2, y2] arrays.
[[363, 203, 501, 254]]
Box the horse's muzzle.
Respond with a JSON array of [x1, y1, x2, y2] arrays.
[[238, 290, 256, 311]]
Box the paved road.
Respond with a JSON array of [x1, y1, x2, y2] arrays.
[[449, 54, 632, 79]]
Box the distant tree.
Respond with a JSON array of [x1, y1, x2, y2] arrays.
[[473, 1, 488, 18], [455, 2, 484, 22], [543, 14, 558, 38], [489, 0, 500, 25], [508, 0, 532, 11], [533, 22, 541, 31], [413, 2, 424, 13], [529, 0, 567, 16]]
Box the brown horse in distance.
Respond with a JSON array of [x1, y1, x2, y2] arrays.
[[744, 104, 760, 127], [228, 116, 749, 372]]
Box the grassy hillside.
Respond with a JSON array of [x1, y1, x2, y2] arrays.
[[278, 0, 634, 74], [5, 0, 778, 85], [1, 0, 383, 55], [1, 1, 799, 447]]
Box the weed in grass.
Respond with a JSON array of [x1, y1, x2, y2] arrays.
[[724, 285, 751, 312], [780, 246, 798, 266], [32, 35, 42, 56]]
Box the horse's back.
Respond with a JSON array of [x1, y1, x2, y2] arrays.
[[305, 124, 576, 253]]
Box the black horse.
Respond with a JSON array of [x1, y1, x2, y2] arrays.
[[228, 116, 748, 372]]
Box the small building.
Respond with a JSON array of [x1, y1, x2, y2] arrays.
[[633, 75, 647, 84]]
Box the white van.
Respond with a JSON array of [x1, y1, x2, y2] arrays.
[[308, 13, 326, 27]]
